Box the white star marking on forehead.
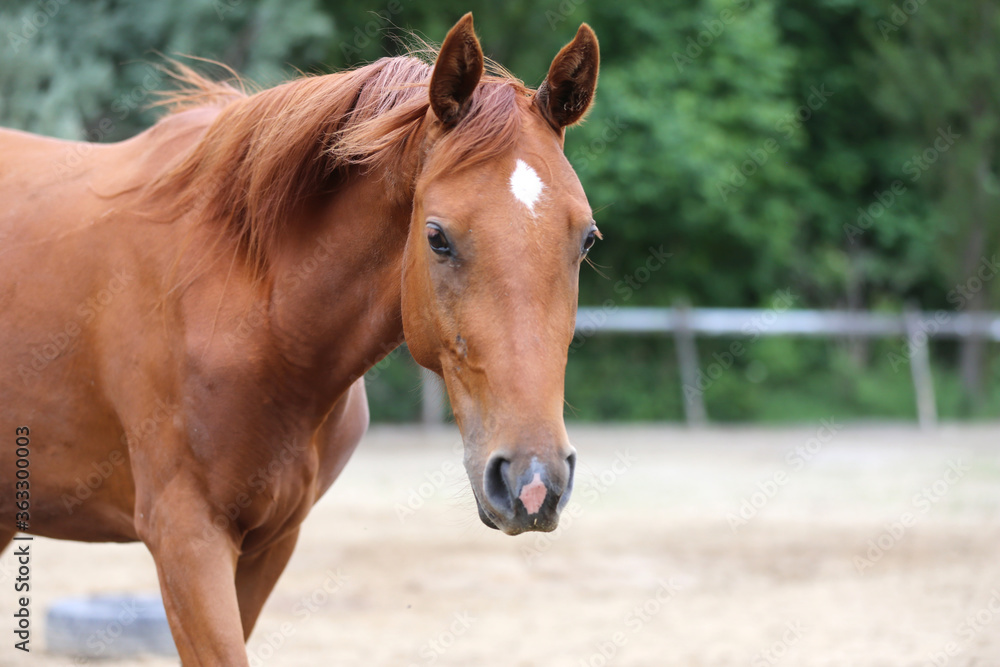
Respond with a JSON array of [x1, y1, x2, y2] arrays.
[[509, 159, 544, 214]]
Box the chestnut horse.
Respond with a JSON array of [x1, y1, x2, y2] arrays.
[[0, 14, 599, 664]]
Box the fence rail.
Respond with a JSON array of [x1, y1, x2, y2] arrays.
[[420, 307, 1000, 428], [573, 306, 1000, 339]]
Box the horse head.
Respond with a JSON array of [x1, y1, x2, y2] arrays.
[[402, 14, 600, 535]]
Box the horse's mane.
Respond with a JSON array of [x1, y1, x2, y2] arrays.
[[143, 54, 531, 277]]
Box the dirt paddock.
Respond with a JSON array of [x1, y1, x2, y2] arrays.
[[3, 423, 999, 666]]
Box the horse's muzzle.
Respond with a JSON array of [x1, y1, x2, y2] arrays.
[[476, 450, 576, 535]]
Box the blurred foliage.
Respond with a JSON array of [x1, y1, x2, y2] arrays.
[[1, 0, 997, 421], [364, 346, 425, 423]]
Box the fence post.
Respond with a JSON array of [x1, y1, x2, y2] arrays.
[[674, 303, 707, 426], [904, 306, 937, 430], [420, 367, 446, 425]]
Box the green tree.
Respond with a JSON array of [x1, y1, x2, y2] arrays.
[[571, 0, 806, 309], [864, 1, 1000, 408], [0, 0, 332, 141]]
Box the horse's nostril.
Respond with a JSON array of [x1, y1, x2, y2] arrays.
[[558, 450, 576, 511], [483, 455, 515, 518]]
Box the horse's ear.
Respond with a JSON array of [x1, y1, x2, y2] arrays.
[[429, 13, 484, 126], [534, 24, 600, 131]]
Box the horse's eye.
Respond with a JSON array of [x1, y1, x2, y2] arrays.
[[426, 223, 451, 255], [582, 227, 600, 253]]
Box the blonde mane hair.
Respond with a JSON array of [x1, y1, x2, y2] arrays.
[[145, 55, 531, 276]]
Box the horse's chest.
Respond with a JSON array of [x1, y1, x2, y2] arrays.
[[228, 379, 369, 540], [228, 435, 318, 520]]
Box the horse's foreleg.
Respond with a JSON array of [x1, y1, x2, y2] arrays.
[[137, 482, 249, 666], [234, 527, 300, 639]]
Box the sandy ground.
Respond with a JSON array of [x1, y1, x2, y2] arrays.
[[2, 423, 999, 667]]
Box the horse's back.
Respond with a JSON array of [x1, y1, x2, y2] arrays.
[[0, 109, 219, 373]]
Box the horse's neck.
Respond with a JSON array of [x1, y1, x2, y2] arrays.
[[266, 169, 412, 409]]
